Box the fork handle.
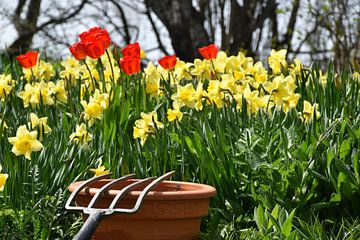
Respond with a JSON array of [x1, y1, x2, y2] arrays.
[[74, 211, 103, 240]]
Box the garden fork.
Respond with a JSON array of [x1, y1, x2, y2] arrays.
[[65, 171, 176, 240]]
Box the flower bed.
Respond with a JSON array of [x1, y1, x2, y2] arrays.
[[1, 27, 360, 238]]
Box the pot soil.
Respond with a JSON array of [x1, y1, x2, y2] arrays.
[[68, 179, 216, 240]]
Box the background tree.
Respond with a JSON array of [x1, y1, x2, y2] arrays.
[[3, 0, 88, 55], [0, 0, 359, 68]]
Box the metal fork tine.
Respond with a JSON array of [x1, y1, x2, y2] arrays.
[[86, 173, 136, 209], [131, 171, 175, 212], [65, 173, 112, 211], [113, 171, 176, 214], [107, 177, 156, 211]]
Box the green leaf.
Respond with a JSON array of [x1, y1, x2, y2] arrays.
[[254, 205, 266, 231], [340, 139, 351, 159], [337, 172, 346, 191], [327, 150, 335, 169], [352, 150, 359, 179], [311, 202, 334, 210], [287, 231, 297, 240], [330, 193, 341, 202], [281, 209, 296, 237], [267, 204, 280, 229]]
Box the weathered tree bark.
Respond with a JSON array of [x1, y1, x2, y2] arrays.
[[145, 0, 284, 60], [228, 0, 255, 56], [145, 0, 210, 61], [283, 0, 300, 50], [8, 0, 88, 55], [10, 0, 42, 54]]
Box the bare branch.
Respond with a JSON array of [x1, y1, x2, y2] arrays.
[[36, 0, 88, 31]]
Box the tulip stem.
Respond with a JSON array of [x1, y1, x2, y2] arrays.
[[105, 50, 115, 83], [98, 58, 106, 93], [83, 59, 96, 91], [210, 60, 218, 79]]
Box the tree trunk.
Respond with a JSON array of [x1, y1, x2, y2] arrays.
[[229, 0, 254, 56], [9, 0, 42, 54], [145, 0, 210, 61]]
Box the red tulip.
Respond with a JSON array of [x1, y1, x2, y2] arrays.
[[16, 51, 38, 68], [158, 55, 177, 70], [95, 29, 111, 49], [69, 42, 86, 60], [82, 39, 105, 59], [198, 44, 218, 60], [120, 56, 141, 75], [121, 42, 140, 58], [79, 27, 101, 39], [79, 27, 110, 58]]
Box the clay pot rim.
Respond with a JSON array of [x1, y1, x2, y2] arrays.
[[68, 179, 217, 200]]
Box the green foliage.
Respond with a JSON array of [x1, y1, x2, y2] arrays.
[[1, 54, 360, 239], [0, 183, 81, 239]]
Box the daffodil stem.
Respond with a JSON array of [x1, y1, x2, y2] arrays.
[[210, 60, 217, 79], [30, 68, 35, 82]]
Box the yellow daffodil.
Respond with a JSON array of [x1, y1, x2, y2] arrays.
[[49, 80, 68, 103], [191, 59, 212, 80], [23, 60, 55, 82], [29, 113, 52, 141], [239, 54, 254, 70], [301, 100, 321, 122], [242, 85, 268, 114], [18, 82, 54, 108], [220, 74, 236, 93], [282, 93, 301, 113], [81, 90, 109, 126], [192, 83, 206, 111], [171, 83, 196, 109], [145, 77, 161, 98], [144, 62, 161, 81], [8, 125, 43, 160], [0, 118, 8, 130], [248, 61, 268, 88], [133, 111, 164, 145], [263, 75, 293, 106], [92, 89, 109, 109], [23, 67, 39, 82], [167, 107, 183, 122], [319, 71, 327, 86], [80, 60, 100, 82], [291, 58, 303, 75], [174, 60, 192, 80], [99, 52, 120, 82], [90, 165, 110, 176], [353, 71, 360, 81], [268, 49, 287, 74], [213, 51, 227, 73], [0, 74, 13, 101], [144, 62, 162, 98], [81, 99, 103, 126], [60, 56, 82, 85], [234, 70, 246, 81], [69, 123, 92, 146], [207, 80, 223, 108], [225, 56, 241, 73], [0, 165, 8, 191], [38, 60, 55, 81]]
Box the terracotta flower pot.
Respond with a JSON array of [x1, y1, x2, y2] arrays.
[[68, 179, 216, 240]]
